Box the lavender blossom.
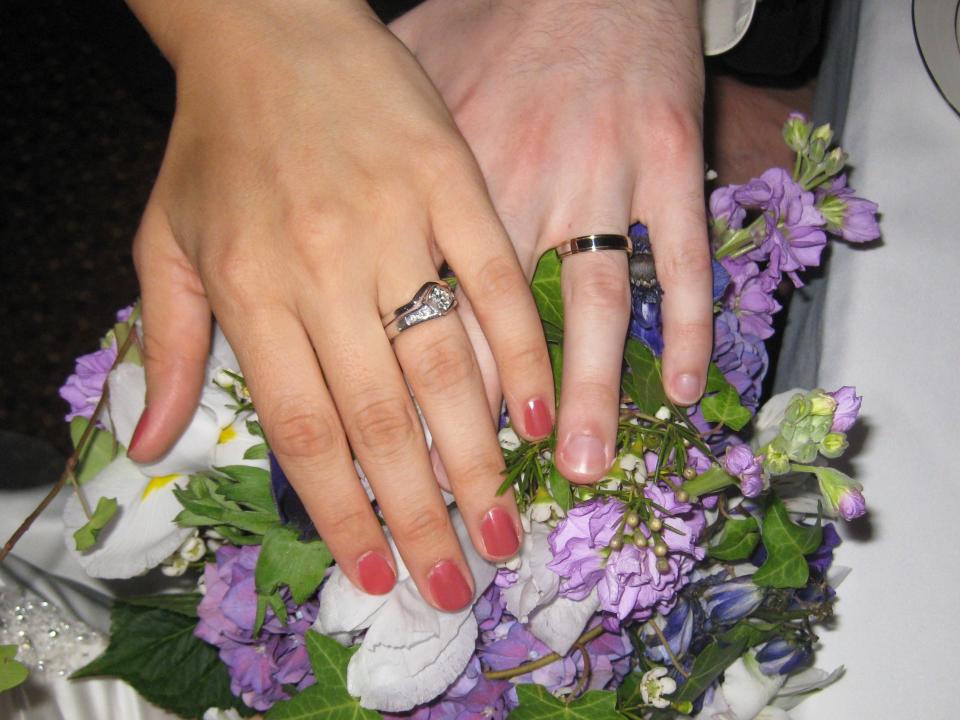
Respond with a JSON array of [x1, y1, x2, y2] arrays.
[[384, 656, 514, 720], [195, 545, 317, 712], [828, 386, 862, 433], [479, 618, 631, 696], [547, 498, 623, 600], [736, 168, 828, 286], [816, 175, 881, 243], [60, 345, 117, 422], [838, 487, 867, 521], [722, 444, 768, 498], [712, 309, 769, 412], [721, 258, 782, 339]]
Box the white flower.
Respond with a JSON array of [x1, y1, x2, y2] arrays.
[[314, 510, 496, 713], [203, 709, 243, 720], [162, 555, 189, 577], [619, 453, 640, 471], [655, 406, 672, 421], [641, 666, 677, 709], [501, 522, 599, 656], [497, 427, 521, 451]]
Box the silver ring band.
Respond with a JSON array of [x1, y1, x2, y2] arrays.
[[382, 281, 457, 341], [556, 234, 632, 260]]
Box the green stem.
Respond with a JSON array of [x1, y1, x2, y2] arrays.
[[681, 464, 736, 500], [483, 625, 605, 680]]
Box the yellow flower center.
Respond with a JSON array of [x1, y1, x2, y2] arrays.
[[142, 473, 182, 500], [218, 425, 238, 445]]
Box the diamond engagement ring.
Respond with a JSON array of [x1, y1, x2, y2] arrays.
[[556, 234, 633, 260], [382, 281, 457, 341]]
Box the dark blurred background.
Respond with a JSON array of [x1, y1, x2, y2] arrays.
[[0, 0, 823, 488]]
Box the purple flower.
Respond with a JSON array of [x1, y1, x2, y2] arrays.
[[722, 444, 767, 498], [479, 619, 631, 696], [195, 545, 318, 712], [550, 491, 705, 627], [59, 345, 117, 422], [736, 168, 828, 286], [475, 584, 507, 633], [700, 575, 765, 625], [828, 386, 862, 432], [838, 487, 867, 521], [720, 258, 782, 339], [712, 309, 769, 412], [807, 523, 841, 575], [816, 175, 880, 243], [755, 638, 811, 676], [385, 656, 514, 720], [709, 185, 747, 230], [640, 597, 695, 665], [547, 499, 623, 600]]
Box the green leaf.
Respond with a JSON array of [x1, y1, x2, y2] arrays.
[[548, 342, 564, 404], [531, 250, 564, 331], [0, 644, 29, 693], [72, 602, 251, 718], [680, 464, 736, 501], [615, 672, 645, 710], [753, 496, 822, 588], [70, 417, 120, 484], [122, 593, 202, 618], [266, 631, 380, 720], [256, 526, 332, 605], [73, 496, 118, 551], [113, 320, 143, 365], [508, 685, 623, 720], [243, 443, 269, 460], [548, 464, 573, 512], [675, 637, 747, 704], [705, 363, 732, 393], [700, 387, 752, 432], [709, 517, 761, 561], [216, 465, 278, 515], [621, 340, 667, 415]]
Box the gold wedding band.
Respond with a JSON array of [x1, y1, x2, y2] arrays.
[[556, 234, 633, 260]]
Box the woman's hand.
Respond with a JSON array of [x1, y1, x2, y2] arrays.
[[393, 0, 714, 483], [124, 0, 554, 609]]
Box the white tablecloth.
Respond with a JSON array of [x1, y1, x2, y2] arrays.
[[780, 2, 960, 717]]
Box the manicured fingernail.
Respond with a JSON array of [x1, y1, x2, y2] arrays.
[[128, 408, 151, 454], [558, 433, 609, 478], [357, 551, 396, 595], [673, 373, 703, 405], [480, 507, 520, 558], [523, 398, 553, 438], [427, 560, 473, 611]]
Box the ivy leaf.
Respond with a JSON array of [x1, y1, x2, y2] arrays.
[[509, 685, 623, 720], [255, 526, 332, 605], [621, 340, 667, 415], [216, 465, 279, 515], [709, 517, 761, 561], [122, 593, 202, 618], [548, 343, 564, 404], [753, 496, 822, 588], [699, 387, 752, 432], [705, 363, 731, 393], [615, 672, 645, 710], [674, 637, 747, 704], [72, 602, 252, 718], [0, 644, 29, 693], [548, 464, 573, 512], [70, 417, 120, 484], [266, 631, 379, 720], [73, 496, 118, 551], [531, 250, 564, 331]]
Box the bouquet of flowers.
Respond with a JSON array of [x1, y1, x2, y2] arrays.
[[2, 114, 879, 719]]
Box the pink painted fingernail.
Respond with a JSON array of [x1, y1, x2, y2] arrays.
[[357, 551, 396, 595], [673, 373, 703, 405], [558, 433, 609, 478], [128, 408, 151, 454], [480, 507, 520, 559], [428, 560, 473, 611], [523, 398, 553, 438]]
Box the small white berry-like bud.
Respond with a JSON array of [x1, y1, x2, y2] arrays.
[[497, 427, 522, 451], [655, 406, 671, 421], [619, 453, 640, 471], [213, 368, 234, 389], [179, 536, 206, 563], [162, 557, 189, 577]]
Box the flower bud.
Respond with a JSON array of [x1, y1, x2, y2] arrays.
[[808, 137, 827, 164], [808, 390, 838, 416], [810, 122, 834, 147], [819, 432, 848, 459], [655, 406, 672, 421], [619, 453, 640, 471], [819, 147, 848, 178], [755, 638, 812, 676], [179, 536, 206, 563], [829, 386, 862, 432], [811, 466, 866, 521], [701, 575, 765, 624], [162, 556, 189, 577], [782, 113, 813, 152]]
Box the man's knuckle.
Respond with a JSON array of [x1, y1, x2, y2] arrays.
[[658, 245, 711, 285], [473, 255, 524, 300], [569, 265, 631, 314]]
